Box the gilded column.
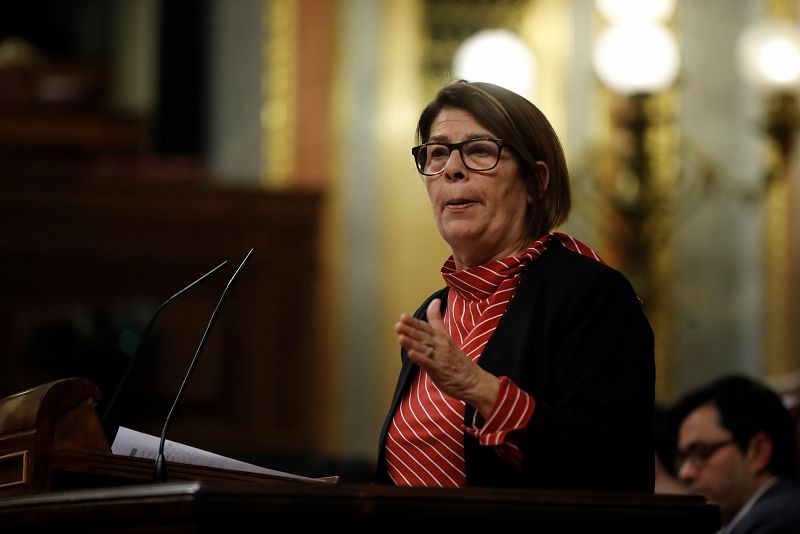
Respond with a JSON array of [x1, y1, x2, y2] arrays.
[[762, 93, 799, 376], [762, 0, 799, 376]]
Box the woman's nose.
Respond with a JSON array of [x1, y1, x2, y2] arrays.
[[443, 149, 466, 180]]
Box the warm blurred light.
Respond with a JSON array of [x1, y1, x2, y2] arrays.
[[593, 21, 680, 95], [595, 0, 675, 22], [738, 18, 800, 91], [453, 29, 537, 100]]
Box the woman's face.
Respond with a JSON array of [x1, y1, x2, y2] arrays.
[[424, 107, 533, 269]]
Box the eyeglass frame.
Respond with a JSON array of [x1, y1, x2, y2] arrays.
[[411, 137, 505, 176], [674, 439, 738, 472]]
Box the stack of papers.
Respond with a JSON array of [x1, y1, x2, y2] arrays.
[[111, 426, 324, 483]]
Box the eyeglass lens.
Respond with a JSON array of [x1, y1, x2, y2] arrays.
[[674, 439, 736, 471], [415, 139, 501, 175]]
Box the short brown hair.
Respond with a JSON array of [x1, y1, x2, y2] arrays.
[[416, 80, 571, 238]]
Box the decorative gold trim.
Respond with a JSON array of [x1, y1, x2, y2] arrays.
[[0, 450, 29, 489], [418, 0, 530, 100], [262, 0, 297, 187], [764, 175, 790, 375]]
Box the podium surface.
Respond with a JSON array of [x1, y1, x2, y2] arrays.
[[0, 479, 721, 533]]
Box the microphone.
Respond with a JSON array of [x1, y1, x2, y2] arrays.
[[100, 260, 229, 430], [153, 248, 254, 482]]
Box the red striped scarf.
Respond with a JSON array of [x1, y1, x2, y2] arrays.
[[385, 233, 602, 487]]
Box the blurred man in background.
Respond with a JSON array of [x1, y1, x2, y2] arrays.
[[673, 375, 800, 533]]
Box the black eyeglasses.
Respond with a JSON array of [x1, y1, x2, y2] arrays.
[[411, 137, 504, 176], [674, 439, 737, 472]]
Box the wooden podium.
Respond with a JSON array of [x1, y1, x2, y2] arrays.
[[0, 379, 722, 532], [0, 378, 330, 497]]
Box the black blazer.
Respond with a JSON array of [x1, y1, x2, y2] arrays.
[[376, 241, 655, 492]]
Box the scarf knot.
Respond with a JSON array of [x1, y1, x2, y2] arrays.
[[441, 232, 603, 301]]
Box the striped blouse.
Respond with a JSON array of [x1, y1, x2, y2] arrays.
[[384, 233, 602, 487]]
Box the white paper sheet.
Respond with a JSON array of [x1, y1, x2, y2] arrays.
[[111, 426, 319, 483]]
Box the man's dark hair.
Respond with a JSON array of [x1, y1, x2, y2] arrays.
[[673, 374, 796, 477], [654, 403, 678, 476]]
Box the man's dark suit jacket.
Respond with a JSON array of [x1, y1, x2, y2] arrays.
[[728, 478, 800, 534], [376, 241, 655, 492]]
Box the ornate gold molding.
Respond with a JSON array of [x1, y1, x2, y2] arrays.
[[419, 0, 530, 99]]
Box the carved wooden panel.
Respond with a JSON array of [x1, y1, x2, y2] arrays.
[[0, 180, 324, 463]]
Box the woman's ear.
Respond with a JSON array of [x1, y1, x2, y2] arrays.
[[528, 161, 550, 203]]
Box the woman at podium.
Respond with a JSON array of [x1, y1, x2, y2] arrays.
[[375, 80, 655, 491]]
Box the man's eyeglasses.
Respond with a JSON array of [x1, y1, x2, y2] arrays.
[[412, 138, 504, 176], [674, 439, 737, 472]]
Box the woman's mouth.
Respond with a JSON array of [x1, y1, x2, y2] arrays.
[[445, 198, 477, 210]]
